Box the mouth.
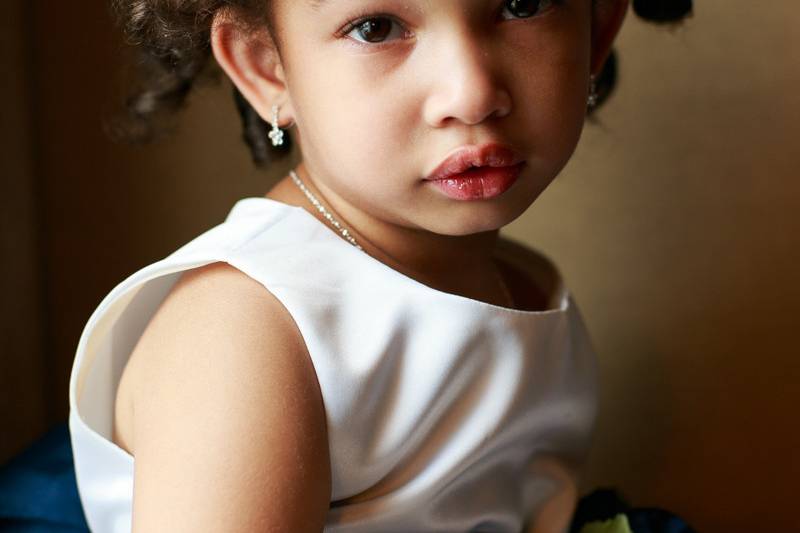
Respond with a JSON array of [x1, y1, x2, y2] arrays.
[[426, 162, 526, 200], [424, 142, 526, 182], [424, 142, 526, 200]]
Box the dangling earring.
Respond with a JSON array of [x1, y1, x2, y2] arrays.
[[587, 74, 599, 110], [268, 104, 285, 147]]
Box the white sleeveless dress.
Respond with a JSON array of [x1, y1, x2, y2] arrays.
[[68, 197, 599, 533]]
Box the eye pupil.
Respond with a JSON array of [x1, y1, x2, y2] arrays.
[[507, 0, 542, 18], [357, 18, 392, 43]]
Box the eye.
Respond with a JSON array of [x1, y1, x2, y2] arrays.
[[500, 0, 558, 19], [340, 15, 409, 46]]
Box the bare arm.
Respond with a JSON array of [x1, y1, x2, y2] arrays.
[[127, 262, 331, 532]]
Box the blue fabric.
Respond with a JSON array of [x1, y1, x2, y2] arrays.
[[568, 487, 697, 533], [1, 422, 696, 533], [0, 422, 89, 532]]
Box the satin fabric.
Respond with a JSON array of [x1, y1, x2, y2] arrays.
[[68, 197, 599, 532]]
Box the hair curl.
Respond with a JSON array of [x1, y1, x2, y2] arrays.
[[108, 0, 693, 167]]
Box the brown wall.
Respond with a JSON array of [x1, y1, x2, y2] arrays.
[[2, 1, 798, 531], [1, 0, 47, 461]]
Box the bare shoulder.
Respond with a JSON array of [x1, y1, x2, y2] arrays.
[[122, 261, 330, 532]]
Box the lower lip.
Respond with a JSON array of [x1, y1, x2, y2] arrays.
[[426, 163, 525, 200]]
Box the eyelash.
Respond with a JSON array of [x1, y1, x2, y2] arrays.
[[336, 0, 562, 49], [335, 11, 409, 49]]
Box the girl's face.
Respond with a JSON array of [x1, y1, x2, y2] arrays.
[[229, 0, 623, 237]]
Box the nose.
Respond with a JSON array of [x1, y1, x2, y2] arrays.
[[422, 33, 512, 128]]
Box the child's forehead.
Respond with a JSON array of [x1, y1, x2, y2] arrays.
[[296, 0, 512, 19], [302, 0, 479, 12], [306, 0, 415, 10]]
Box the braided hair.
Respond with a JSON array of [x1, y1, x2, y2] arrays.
[[109, 0, 693, 167]]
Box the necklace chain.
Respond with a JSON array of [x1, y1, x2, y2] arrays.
[[290, 170, 363, 250], [288, 169, 514, 308]]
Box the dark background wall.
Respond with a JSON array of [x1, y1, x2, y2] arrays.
[[2, 0, 47, 465], [2, 1, 798, 531]]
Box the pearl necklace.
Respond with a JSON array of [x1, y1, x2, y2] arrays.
[[288, 169, 515, 309]]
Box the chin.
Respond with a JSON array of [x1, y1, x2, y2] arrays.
[[428, 207, 523, 236]]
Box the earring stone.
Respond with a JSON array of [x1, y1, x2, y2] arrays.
[[587, 75, 599, 109], [268, 104, 285, 147]]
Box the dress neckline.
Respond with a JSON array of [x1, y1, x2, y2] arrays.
[[228, 197, 570, 316]]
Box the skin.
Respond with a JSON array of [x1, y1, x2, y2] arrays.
[[211, 0, 629, 306]]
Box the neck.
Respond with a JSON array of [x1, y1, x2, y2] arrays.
[[275, 161, 506, 299], [349, 211, 502, 291]]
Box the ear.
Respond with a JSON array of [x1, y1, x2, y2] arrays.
[[590, 0, 630, 75], [210, 8, 295, 127]]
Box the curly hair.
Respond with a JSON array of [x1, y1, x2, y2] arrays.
[[109, 0, 693, 167]]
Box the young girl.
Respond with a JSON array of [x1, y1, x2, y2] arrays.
[[68, 1, 693, 532]]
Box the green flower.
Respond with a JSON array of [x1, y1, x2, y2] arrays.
[[578, 513, 633, 533]]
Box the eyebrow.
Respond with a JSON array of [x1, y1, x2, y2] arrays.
[[308, 0, 330, 11]]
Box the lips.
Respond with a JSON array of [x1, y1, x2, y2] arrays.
[[427, 163, 525, 200], [424, 143, 526, 182]]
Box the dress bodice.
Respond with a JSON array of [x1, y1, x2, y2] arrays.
[[68, 197, 598, 532]]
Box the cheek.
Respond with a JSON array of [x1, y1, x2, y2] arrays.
[[292, 57, 413, 177], [535, 57, 589, 159], [511, 25, 591, 166]]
